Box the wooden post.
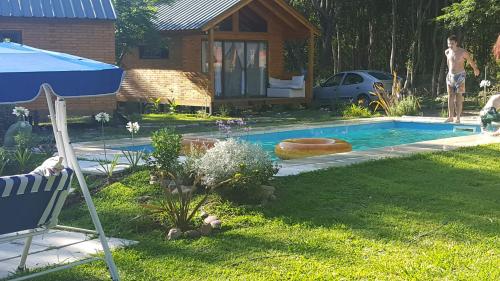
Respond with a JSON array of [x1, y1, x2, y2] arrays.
[[208, 28, 215, 114], [307, 31, 315, 103], [232, 12, 239, 32]]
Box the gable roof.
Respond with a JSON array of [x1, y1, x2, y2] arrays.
[[154, 0, 318, 34], [154, 0, 241, 31], [0, 0, 116, 20]]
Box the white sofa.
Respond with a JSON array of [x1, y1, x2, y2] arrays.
[[267, 75, 305, 98]]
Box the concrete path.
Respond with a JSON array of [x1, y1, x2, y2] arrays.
[[0, 230, 136, 280]]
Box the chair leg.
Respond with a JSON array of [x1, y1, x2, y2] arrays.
[[17, 235, 34, 271]]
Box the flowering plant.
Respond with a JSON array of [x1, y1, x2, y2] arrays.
[[12, 106, 29, 121], [126, 122, 140, 136], [216, 119, 251, 139], [480, 80, 491, 88], [122, 122, 143, 171], [95, 112, 110, 123]]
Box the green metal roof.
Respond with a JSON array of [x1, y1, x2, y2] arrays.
[[154, 0, 242, 31]]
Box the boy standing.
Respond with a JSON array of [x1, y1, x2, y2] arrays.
[[445, 35, 480, 123]]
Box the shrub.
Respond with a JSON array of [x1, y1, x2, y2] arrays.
[[195, 139, 279, 203], [0, 148, 9, 176], [342, 104, 372, 118], [394, 95, 421, 116], [149, 128, 182, 176]]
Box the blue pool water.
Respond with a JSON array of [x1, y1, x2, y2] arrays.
[[116, 121, 480, 157]]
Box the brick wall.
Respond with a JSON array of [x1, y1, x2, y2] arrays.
[[0, 17, 117, 116], [118, 1, 311, 107]]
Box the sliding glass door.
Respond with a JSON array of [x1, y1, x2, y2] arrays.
[[203, 40, 267, 98], [246, 42, 267, 96], [223, 42, 245, 97]]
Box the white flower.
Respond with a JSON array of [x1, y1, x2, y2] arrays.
[[126, 122, 140, 134], [95, 112, 110, 123], [480, 80, 491, 88], [12, 106, 29, 118]]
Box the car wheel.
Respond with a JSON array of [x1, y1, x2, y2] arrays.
[[356, 94, 371, 108]]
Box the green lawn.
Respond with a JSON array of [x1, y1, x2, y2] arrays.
[[25, 145, 500, 280], [59, 110, 348, 142]]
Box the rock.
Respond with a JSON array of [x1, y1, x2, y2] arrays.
[[199, 224, 212, 236], [170, 185, 195, 195], [184, 230, 201, 239], [149, 175, 158, 185], [167, 228, 182, 240], [200, 210, 208, 219], [136, 196, 152, 203], [210, 220, 222, 229], [204, 215, 218, 224], [3, 121, 32, 148]]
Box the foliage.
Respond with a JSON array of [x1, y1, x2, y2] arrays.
[[122, 121, 144, 171], [113, 0, 172, 64], [217, 104, 231, 117], [148, 98, 162, 113], [14, 148, 33, 173], [14, 131, 33, 150], [0, 148, 9, 176], [166, 98, 179, 114], [394, 95, 422, 116], [194, 139, 279, 203], [371, 73, 421, 116], [342, 104, 373, 118], [216, 119, 251, 139], [195, 109, 210, 119], [149, 128, 182, 175], [97, 154, 121, 183], [143, 173, 233, 231]]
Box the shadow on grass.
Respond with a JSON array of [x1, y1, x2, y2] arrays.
[[264, 146, 500, 241]]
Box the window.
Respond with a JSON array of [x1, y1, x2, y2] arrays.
[[343, 73, 364, 85], [239, 6, 267, 32], [323, 74, 344, 87], [368, 71, 392, 80], [139, 46, 168, 59], [0, 30, 22, 43]]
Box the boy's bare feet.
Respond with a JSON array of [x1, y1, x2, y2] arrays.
[[454, 118, 461, 124], [444, 117, 453, 123]]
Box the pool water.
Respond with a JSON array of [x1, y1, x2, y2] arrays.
[[116, 121, 479, 157]]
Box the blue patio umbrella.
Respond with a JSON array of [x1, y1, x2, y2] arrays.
[[0, 42, 123, 280], [0, 42, 123, 103]]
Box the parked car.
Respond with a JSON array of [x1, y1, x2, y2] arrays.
[[313, 70, 402, 107]]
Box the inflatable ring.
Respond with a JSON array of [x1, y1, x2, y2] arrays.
[[275, 138, 352, 160], [181, 137, 217, 155]]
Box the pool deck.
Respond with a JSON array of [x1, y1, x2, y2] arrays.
[[72, 116, 500, 176]]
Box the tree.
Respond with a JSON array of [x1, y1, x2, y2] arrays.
[[113, 0, 172, 64]]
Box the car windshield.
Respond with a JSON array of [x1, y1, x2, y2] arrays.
[[367, 72, 392, 80]]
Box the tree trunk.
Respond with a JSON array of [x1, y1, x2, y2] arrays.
[[311, 0, 336, 73], [437, 55, 447, 97], [336, 23, 341, 72], [390, 0, 397, 74], [368, 18, 374, 69]]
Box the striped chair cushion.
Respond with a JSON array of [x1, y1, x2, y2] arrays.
[[0, 168, 73, 235]]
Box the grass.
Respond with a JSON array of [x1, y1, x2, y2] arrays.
[[18, 145, 500, 280], [50, 110, 347, 143]]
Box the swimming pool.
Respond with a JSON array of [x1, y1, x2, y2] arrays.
[[116, 121, 480, 157]]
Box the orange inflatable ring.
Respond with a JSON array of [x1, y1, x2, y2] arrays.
[[181, 137, 217, 155], [275, 138, 352, 160]]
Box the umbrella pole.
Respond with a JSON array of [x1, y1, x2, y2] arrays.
[[43, 85, 121, 281]]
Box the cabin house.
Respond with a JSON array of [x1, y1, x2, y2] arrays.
[[0, 0, 117, 115], [118, 0, 319, 113]]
